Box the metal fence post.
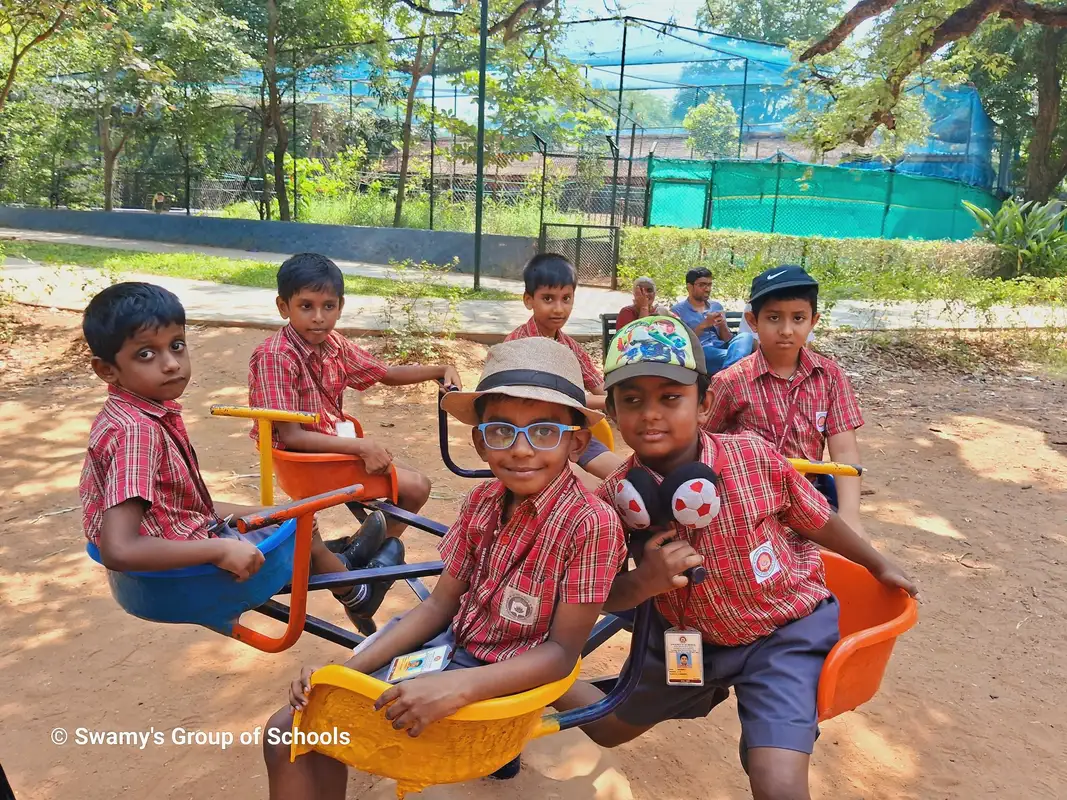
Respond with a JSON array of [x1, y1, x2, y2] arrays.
[[575, 224, 583, 277], [291, 48, 299, 222], [643, 149, 655, 226], [609, 19, 628, 229], [429, 36, 436, 231], [770, 152, 783, 233], [473, 0, 488, 290], [737, 58, 748, 159], [880, 168, 895, 238], [622, 121, 637, 225]]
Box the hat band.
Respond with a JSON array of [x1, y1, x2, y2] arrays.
[[476, 369, 586, 406]]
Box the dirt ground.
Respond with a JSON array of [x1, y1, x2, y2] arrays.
[[1, 308, 1066, 800]]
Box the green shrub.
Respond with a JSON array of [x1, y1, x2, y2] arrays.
[[617, 227, 1067, 311], [964, 198, 1067, 278]]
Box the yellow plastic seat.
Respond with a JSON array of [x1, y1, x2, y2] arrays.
[[590, 417, 615, 451], [292, 661, 581, 797]]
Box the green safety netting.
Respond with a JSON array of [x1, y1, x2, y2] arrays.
[[646, 156, 1001, 241]]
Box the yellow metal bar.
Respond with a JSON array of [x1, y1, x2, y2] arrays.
[[789, 458, 862, 477], [210, 405, 320, 503], [210, 404, 319, 424], [259, 419, 273, 505]]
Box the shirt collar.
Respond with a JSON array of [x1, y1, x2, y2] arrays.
[[629, 431, 717, 483], [282, 323, 339, 359], [751, 345, 819, 383], [106, 384, 180, 419], [476, 466, 578, 530]]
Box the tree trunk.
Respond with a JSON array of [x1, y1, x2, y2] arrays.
[[256, 85, 272, 220], [393, 28, 428, 228], [266, 0, 290, 221], [1025, 28, 1067, 201]]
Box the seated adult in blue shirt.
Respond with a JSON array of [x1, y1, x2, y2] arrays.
[[670, 267, 755, 375]]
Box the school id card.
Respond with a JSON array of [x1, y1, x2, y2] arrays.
[[384, 645, 451, 684], [335, 420, 357, 439], [664, 628, 704, 686]]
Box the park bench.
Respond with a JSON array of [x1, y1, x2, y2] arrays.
[[601, 310, 743, 356]]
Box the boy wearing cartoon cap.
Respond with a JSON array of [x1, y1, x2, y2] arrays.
[[707, 265, 868, 537], [556, 315, 918, 800], [264, 337, 626, 797]]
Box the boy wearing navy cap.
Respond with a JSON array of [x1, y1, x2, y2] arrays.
[[707, 266, 868, 537]]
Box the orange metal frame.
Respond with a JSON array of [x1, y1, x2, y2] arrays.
[[229, 483, 367, 652]]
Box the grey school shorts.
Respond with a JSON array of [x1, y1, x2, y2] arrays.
[[614, 597, 840, 755], [577, 436, 610, 468]]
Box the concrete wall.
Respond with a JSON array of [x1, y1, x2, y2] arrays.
[[0, 207, 536, 280]]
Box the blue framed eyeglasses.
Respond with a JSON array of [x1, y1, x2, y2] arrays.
[[476, 421, 581, 450]]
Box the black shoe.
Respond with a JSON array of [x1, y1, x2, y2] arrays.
[[339, 511, 388, 569], [337, 585, 377, 635], [324, 536, 349, 555], [489, 755, 521, 780], [350, 537, 405, 621]]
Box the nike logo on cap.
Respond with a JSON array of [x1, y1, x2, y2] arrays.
[[766, 270, 787, 280]]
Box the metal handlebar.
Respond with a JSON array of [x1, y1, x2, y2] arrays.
[[438, 386, 493, 480]]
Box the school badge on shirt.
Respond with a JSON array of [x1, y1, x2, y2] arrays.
[[815, 411, 828, 432], [750, 541, 781, 584], [500, 585, 539, 625]]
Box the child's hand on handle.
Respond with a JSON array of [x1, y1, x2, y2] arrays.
[[441, 366, 463, 391], [872, 562, 922, 602], [375, 671, 470, 738], [289, 665, 317, 711], [637, 529, 704, 595], [213, 538, 265, 581]]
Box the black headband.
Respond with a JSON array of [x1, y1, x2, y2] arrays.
[[476, 369, 586, 406]]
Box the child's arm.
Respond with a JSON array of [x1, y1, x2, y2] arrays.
[[98, 499, 264, 578], [796, 514, 918, 598], [602, 529, 703, 612], [703, 374, 735, 433], [375, 600, 603, 737], [585, 386, 607, 411], [274, 423, 394, 474], [826, 429, 866, 540], [380, 364, 462, 389]]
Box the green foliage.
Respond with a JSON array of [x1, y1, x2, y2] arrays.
[[696, 0, 844, 44], [2, 241, 517, 300], [964, 198, 1067, 278], [682, 95, 739, 159], [378, 258, 462, 362], [619, 226, 1067, 312]]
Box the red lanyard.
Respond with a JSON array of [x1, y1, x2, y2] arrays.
[[757, 374, 804, 452], [451, 496, 542, 652]]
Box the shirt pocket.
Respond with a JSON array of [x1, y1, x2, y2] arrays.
[[497, 574, 558, 641]]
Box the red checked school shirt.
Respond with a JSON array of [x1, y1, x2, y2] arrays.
[[248, 325, 388, 448], [504, 317, 603, 392], [597, 432, 832, 647], [706, 347, 864, 462], [80, 386, 218, 545], [439, 467, 626, 663]]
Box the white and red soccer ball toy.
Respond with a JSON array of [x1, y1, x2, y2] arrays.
[[670, 477, 721, 528]]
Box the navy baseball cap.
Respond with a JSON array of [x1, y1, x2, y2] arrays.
[[749, 265, 819, 303]]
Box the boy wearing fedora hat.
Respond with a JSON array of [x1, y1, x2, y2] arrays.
[[706, 266, 868, 538], [263, 337, 625, 798], [555, 315, 917, 800]]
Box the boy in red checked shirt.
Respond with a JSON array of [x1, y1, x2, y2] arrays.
[[706, 266, 869, 538], [248, 253, 462, 632], [262, 337, 625, 798], [80, 283, 271, 579], [505, 253, 624, 480], [555, 315, 918, 800]]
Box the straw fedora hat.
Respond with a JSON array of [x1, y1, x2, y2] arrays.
[[441, 337, 604, 427]]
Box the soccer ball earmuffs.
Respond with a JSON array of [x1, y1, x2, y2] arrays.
[[612, 440, 727, 530]]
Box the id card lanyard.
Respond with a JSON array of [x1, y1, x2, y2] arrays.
[[156, 413, 221, 528], [758, 374, 804, 452], [664, 583, 705, 687]]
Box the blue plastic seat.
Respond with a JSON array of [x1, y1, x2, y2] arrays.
[[85, 519, 297, 634]]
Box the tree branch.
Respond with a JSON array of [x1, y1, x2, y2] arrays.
[[488, 0, 552, 42], [800, 0, 903, 60], [397, 0, 460, 18], [999, 0, 1067, 25]]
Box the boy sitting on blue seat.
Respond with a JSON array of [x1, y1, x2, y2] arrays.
[[262, 337, 626, 798], [79, 281, 381, 627]]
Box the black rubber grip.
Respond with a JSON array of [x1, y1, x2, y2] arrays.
[[684, 565, 707, 585]]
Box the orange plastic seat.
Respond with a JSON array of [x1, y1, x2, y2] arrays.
[[818, 551, 918, 721]]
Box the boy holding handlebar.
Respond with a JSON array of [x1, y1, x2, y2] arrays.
[[555, 316, 918, 800]]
